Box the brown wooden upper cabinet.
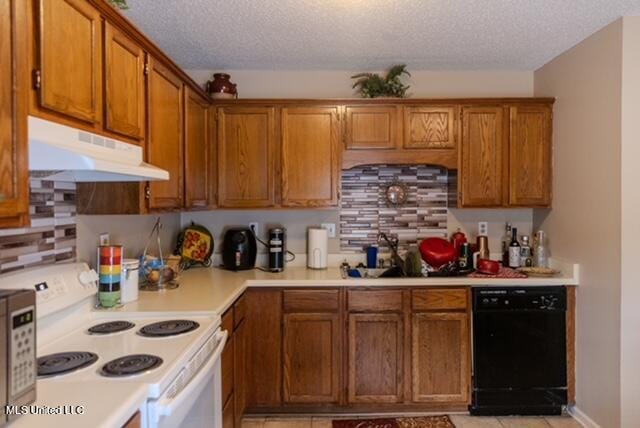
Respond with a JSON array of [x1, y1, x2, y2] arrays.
[[345, 105, 399, 150], [184, 88, 210, 209], [404, 106, 456, 149], [459, 106, 506, 207], [36, 0, 102, 124], [509, 105, 552, 207], [104, 22, 145, 140], [0, 0, 29, 228], [146, 57, 184, 210], [217, 107, 276, 208], [281, 107, 341, 207]]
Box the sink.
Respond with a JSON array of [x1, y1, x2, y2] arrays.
[[344, 266, 404, 279]]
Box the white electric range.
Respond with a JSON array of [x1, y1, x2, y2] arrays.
[[0, 262, 226, 428]]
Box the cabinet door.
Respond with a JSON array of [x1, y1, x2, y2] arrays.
[[104, 22, 145, 140], [345, 106, 398, 150], [222, 394, 235, 428], [460, 106, 505, 207], [184, 89, 210, 209], [217, 107, 276, 208], [412, 312, 470, 403], [147, 58, 183, 210], [403, 107, 456, 149], [348, 313, 403, 403], [283, 313, 341, 404], [281, 107, 341, 207], [234, 319, 247, 428], [37, 0, 102, 123], [245, 290, 282, 407], [0, 0, 29, 227], [509, 105, 552, 207]]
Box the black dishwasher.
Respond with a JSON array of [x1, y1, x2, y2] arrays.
[[471, 286, 568, 416]]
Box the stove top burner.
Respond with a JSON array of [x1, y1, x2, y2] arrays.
[[101, 354, 163, 377], [88, 321, 135, 335], [37, 351, 98, 377], [139, 320, 200, 337]]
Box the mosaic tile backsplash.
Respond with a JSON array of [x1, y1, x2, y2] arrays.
[[0, 177, 76, 274], [340, 165, 449, 253]]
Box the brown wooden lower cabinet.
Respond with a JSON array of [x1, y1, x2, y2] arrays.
[[283, 312, 341, 404], [234, 317, 247, 427], [245, 289, 283, 408], [221, 293, 247, 428], [411, 312, 470, 403], [244, 287, 472, 414], [347, 313, 404, 403], [122, 411, 141, 428]]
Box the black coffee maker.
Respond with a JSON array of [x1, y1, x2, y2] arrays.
[[222, 227, 257, 271]]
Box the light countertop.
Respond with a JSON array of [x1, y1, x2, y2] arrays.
[[117, 261, 579, 316]]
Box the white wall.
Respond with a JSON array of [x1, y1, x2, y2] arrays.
[[620, 16, 640, 428], [534, 20, 623, 428], [187, 69, 533, 99], [76, 214, 181, 267]]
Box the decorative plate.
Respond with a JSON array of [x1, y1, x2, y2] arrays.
[[176, 223, 214, 268], [385, 180, 409, 207]]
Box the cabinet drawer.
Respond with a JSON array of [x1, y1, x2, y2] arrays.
[[412, 289, 468, 311], [283, 290, 340, 312], [347, 290, 403, 312], [222, 307, 234, 333], [234, 294, 246, 328]]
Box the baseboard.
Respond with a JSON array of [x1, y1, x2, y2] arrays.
[[568, 405, 601, 428]]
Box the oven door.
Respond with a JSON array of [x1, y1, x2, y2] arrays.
[[147, 329, 227, 428]]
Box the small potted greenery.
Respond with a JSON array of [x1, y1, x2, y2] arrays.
[[351, 64, 411, 98], [108, 0, 128, 9]]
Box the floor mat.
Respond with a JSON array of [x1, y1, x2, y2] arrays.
[[332, 415, 455, 428]]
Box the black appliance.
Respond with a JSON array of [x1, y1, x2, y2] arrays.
[[471, 286, 568, 416], [221, 228, 257, 271], [268, 228, 285, 272]]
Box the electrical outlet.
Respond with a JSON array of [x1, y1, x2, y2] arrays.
[[478, 221, 488, 237], [99, 233, 110, 246], [321, 223, 336, 238], [249, 222, 259, 236]]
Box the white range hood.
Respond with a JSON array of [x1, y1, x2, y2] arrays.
[[28, 116, 169, 182]]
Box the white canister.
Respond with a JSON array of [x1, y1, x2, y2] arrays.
[[307, 227, 328, 269], [121, 258, 140, 303]]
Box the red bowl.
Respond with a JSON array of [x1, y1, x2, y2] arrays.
[[419, 238, 457, 268], [477, 258, 501, 275]]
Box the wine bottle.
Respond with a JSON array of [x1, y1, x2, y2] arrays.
[[508, 227, 521, 268], [501, 222, 512, 266]]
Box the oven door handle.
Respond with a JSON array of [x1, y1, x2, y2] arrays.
[[154, 329, 228, 420]]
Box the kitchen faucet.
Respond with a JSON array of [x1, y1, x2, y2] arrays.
[[377, 232, 405, 275]]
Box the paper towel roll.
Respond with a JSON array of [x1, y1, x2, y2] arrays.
[[307, 227, 328, 269]]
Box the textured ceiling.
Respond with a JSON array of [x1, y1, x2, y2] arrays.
[[123, 0, 640, 70]]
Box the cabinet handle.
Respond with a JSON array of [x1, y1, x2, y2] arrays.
[[32, 70, 41, 90], [145, 186, 151, 199]]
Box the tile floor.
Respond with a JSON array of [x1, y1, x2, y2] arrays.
[[241, 415, 583, 428]]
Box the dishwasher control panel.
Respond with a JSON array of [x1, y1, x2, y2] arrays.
[[474, 286, 567, 311]]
